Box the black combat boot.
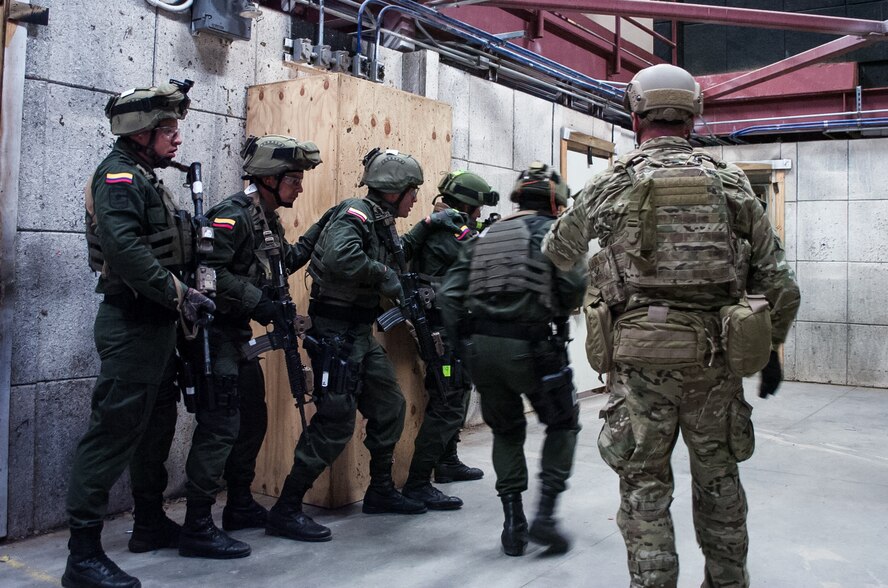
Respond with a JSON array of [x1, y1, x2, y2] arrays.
[[402, 474, 463, 510], [265, 476, 332, 542], [178, 503, 251, 559], [362, 453, 427, 515], [500, 493, 529, 557], [528, 488, 570, 553], [434, 437, 484, 483], [127, 501, 180, 553], [222, 485, 268, 531], [62, 525, 141, 588]]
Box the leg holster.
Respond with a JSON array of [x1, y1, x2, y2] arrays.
[[310, 336, 361, 419], [528, 342, 578, 429]]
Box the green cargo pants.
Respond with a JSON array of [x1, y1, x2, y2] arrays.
[[468, 335, 579, 497], [288, 315, 406, 487], [67, 302, 178, 528], [599, 352, 753, 588]]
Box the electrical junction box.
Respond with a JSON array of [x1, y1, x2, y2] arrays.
[[191, 0, 252, 42]]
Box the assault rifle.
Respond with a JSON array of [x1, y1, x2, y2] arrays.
[[242, 231, 314, 431], [376, 216, 454, 402], [171, 161, 216, 413]]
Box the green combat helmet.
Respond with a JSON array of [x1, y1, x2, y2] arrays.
[[360, 148, 424, 193], [241, 134, 322, 177], [510, 162, 570, 212], [105, 79, 192, 136], [438, 170, 499, 208], [623, 63, 703, 122]]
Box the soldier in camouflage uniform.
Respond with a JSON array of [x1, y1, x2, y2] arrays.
[[65, 80, 215, 588], [400, 170, 498, 510], [266, 148, 460, 542], [542, 64, 801, 587], [439, 163, 586, 557], [174, 135, 324, 560]]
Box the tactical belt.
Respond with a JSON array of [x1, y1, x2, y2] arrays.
[[468, 319, 553, 341], [308, 300, 379, 325], [103, 292, 177, 323]]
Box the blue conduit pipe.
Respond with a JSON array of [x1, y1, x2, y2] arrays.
[[730, 117, 888, 139]]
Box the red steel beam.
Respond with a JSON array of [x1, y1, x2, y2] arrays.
[[705, 34, 881, 100], [477, 0, 888, 35]]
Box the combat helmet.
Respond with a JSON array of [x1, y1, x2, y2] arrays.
[[438, 170, 499, 208], [360, 148, 424, 193], [241, 135, 322, 177], [510, 162, 570, 213], [105, 79, 192, 136], [623, 64, 703, 122]]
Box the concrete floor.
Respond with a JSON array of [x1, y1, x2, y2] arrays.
[[1, 380, 887, 588]]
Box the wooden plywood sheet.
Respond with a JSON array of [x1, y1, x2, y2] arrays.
[[246, 74, 453, 508]]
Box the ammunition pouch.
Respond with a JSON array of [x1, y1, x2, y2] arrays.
[[583, 286, 614, 374], [613, 306, 716, 369], [587, 246, 626, 307], [720, 294, 772, 377], [309, 338, 362, 419], [86, 208, 194, 273]]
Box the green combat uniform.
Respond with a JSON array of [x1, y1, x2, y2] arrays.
[[543, 66, 801, 587], [440, 163, 586, 557]]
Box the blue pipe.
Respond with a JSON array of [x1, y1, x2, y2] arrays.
[[730, 117, 888, 139]]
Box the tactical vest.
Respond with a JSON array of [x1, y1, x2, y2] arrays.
[[85, 161, 193, 275], [467, 211, 554, 311], [308, 199, 389, 306], [591, 152, 737, 307]]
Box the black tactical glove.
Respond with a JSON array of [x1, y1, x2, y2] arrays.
[[182, 287, 216, 324], [379, 268, 405, 303], [251, 295, 281, 327], [759, 350, 783, 399], [425, 209, 463, 234]]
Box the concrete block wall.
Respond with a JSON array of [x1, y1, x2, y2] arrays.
[[723, 139, 888, 388]]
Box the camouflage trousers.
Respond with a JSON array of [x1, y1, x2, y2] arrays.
[[598, 354, 754, 588]]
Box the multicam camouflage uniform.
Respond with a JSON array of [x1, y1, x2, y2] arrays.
[[543, 135, 800, 587]]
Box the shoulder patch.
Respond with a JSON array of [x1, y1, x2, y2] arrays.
[[105, 172, 134, 185], [345, 207, 368, 223], [212, 218, 236, 230], [454, 225, 472, 241]]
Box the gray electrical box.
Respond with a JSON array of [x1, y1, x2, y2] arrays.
[[191, 0, 252, 42]]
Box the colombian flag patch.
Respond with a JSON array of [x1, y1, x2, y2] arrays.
[[345, 207, 368, 222], [455, 225, 471, 241], [212, 218, 236, 230], [105, 172, 134, 184]]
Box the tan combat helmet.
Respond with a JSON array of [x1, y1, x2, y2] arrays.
[[241, 134, 322, 177], [359, 148, 424, 193], [624, 64, 703, 122], [105, 79, 192, 136]]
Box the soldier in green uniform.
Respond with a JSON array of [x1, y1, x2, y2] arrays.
[[542, 64, 801, 587], [438, 163, 586, 557], [399, 170, 498, 510], [266, 148, 457, 542], [65, 80, 215, 588], [174, 135, 324, 560]]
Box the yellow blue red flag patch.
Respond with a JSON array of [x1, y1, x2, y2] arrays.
[[105, 172, 133, 185], [212, 218, 236, 230]]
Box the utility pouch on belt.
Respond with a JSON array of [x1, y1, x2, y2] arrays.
[[312, 338, 361, 419], [720, 294, 771, 377], [587, 246, 626, 306], [583, 286, 614, 374], [613, 306, 710, 369]]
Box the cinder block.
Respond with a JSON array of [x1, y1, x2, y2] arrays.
[[848, 137, 888, 200], [468, 77, 513, 169], [156, 109, 247, 210], [466, 162, 519, 219], [378, 45, 403, 91], [781, 143, 797, 203], [438, 65, 471, 161], [7, 385, 36, 538], [701, 146, 723, 161], [795, 261, 846, 323], [797, 140, 848, 201], [613, 127, 636, 157], [25, 0, 157, 92], [552, 104, 609, 165], [13, 232, 101, 385], [793, 321, 847, 384], [797, 201, 847, 261], [848, 263, 888, 325], [402, 50, 439, 99], [155, 9, 256, 118], [513, 91, 553, 169], [722, 143, 782, 163], [849, 200, 888, 262], [254, 9, 295, 86], [18, 80, 115, 232], [782, 323, 797, 382], [34, 378, 98, 531], [451, 158, 468, 172], [848, 324, 888, 388], [784, 202, 797, 261]]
